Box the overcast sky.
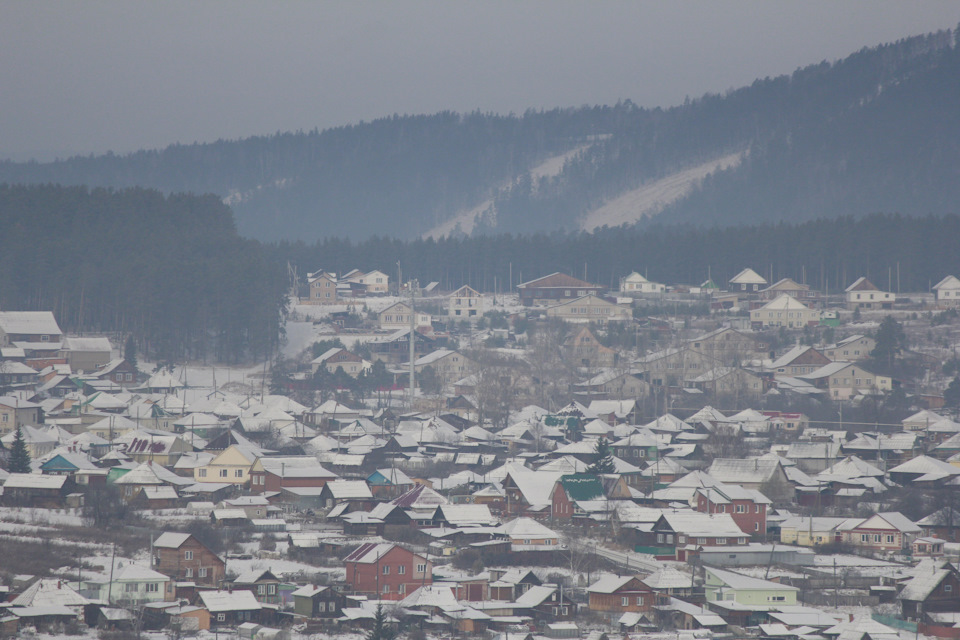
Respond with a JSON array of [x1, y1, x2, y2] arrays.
[[2, 1, 958, 161]]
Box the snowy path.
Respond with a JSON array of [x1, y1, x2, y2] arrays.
[[580, 151, 744, 231]]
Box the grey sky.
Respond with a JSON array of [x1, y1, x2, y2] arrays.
[[2, 1, 958, 161]]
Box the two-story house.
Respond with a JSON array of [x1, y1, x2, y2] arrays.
[[448, 285, 484, 321], [695, 484, 770, 536], [344, 543, 432, 599], [153, 532, 226, 587], [845, 277, 894, 310]]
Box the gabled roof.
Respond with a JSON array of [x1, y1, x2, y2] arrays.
[[0, 311, 62, 336], [197, 590, 261, 612], [758, 295, 812, 311], [845, 276, 882, 293], [934, 275, 960, 290], [496, 517, 558, 539], [517, 272, 601, 290], [587, 575, 642, 594], [558, 474, 605, 501], [761, 278, 809, 293], [729, 268, 767, 285], [706, 567, 799, 592]]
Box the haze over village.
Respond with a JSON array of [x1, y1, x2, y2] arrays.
[[2, 4, 960, 640]]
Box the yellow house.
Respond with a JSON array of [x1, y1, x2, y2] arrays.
[[195, 445, 259, 485], [779, 516, 860, 547]]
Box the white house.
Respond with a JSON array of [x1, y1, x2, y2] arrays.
[[447, 285, 484, 321], [750, 295, 820, 329], [620, 272, 665, 295], [933, 275, 960, 307], [379, 302, 432, 330], [845, 277, 894, 310]]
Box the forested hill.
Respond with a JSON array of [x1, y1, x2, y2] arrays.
[[1, 30, 957, 240], [0, 184, 286, 362]]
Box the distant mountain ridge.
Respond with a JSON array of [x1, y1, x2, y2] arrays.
[[1, 29, 957, 240]]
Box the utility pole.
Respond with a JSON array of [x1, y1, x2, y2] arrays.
[[408, 280, 418, 408]]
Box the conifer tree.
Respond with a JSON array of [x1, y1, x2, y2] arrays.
[[587, 437, 615, 475], [366, 604, 395, 640], [8, 425, 32, 473]]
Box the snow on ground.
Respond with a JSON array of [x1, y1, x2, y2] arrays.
[[224, 555, 344, 581], [0, 507, 86, 527], [580, 151, 744, 231], [423, 144, 592, 239]]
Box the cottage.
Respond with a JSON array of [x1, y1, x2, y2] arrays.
[[587, 576, 654, 613], [306, 271, 338, 303], [704, 567, 798, 607], [695, 483, 770, 536], [292, 584, 344, 618], [760, 278, 817, 302], [797, 361, 892, 400], [311, 347, 371, 378], [729, 268, 767, 292], [197, 590, 262, 628], [840, 512, 921, 552], [620, 272, 665, 295], [933, 275, 960, 308]]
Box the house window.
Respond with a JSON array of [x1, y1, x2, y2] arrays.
[[621, 597, 629, 607], [220, 469, 228, 478], [885, 535, 895, 544], [719, 505, 725, 513], [199, 469, 207, 478], [398, 583, 406, 594], [636, 596, 644, 606], [318, 601, 327, 613], [258, 584, 266, 594], [417, 563, 427, 573], [873, 534, 882, 543], [716, 538, 726, 545], [755, 523, 760, 531], [217, 613, 226, 622], [383, 566, 390, 575], [697, 537, 706, 544], [269, 584, 276, 594], [945, 584, 953, 593], [666, 534, 674, 544], [199, 568, 207, 578], [677, 536, 685, 544], [185, 550, 194, 560], [398, 565, 406, 575], [861, 534, 869, 542], [185, 568, 193, 578], [382, 585, 390, 594], [657, 533, 664, 543], [736, 505, 745, 513], [738, 538, 746, 544], [146, 583, 158, 592], [755, 505, 761, 513]]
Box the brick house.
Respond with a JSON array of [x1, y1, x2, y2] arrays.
[[344, 543, 432, 599], [516, 272, 605, 306], [695, 484, 770, 536], [153, 532, 226, 587], [587, 576, 654, 613]]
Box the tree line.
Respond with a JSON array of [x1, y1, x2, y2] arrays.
[[0, 184, 287, 363], [274, 213, 960, 295]]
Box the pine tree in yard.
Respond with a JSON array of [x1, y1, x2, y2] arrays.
[[587, 437, 616, 475], [945, 376, 960, 411], [8, 425, 31, 473], [366, 603, 395, 640], [124, 334, 138, 368]]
